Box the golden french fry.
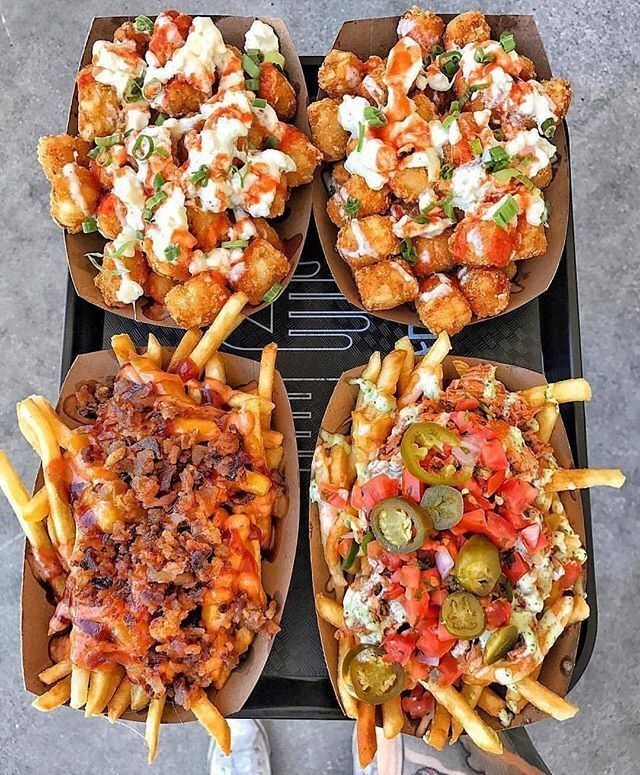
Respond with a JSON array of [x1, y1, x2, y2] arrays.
[[382, 694, 404, 739], [146, 333, 163, 367], [242, 470, 271, 496], [425, 679, 503, 756], [258, 343, 278, 429], [452, 359, 470, 377], [70, 665, 91, 709], [450, 683, 482, 744], [520, 378, 591, 407], [23, 487, 49, 523], [427, 701, 450, 750], [172, 417, 219, 441], [38, 659, 72, 685], [32, 676, 72, 712], [168, 327, 203, 371], [376, 349, 405, 395], [361, 351, 381, 383], [190, 292, 249, 373], [191, 689, 231, 756], [536, 402, 559, 443], [243, 397, 265, 461], [400, 332, 451, 405], [30, 396, 73, 448], [315, 592, 345, 629], [546, 468, 625, 492], [263, 430, 284, 449], [111, 333, 136, 365], [329, 444, 350, 490], [204, 351, 226, 382], [513, 677, 578, 721], [506, 664, 541, 715], [356, 701, 377, 768], [107, 676, 132, 723], [266, 447, 284, 470], [131, 684, 150, 712], [337, 635, 359, 720], [85, 666, 124, 717], [422, 331, 451, 370], [394, 336, 415, 395], [567, 596, 590, 625], [145, 694, 166, 764], [478, 687, 508, 718]]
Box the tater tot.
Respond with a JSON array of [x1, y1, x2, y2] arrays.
[[519, 56, 537, 80], [415, 274, 472, 335], [144, 272, 176, 305], [414, 231, 456, 278], [187, 207, 232, 253], [94, 249, 149, 308], [143, 239, 192, 281], [413, 93, 438, 122], [231, 238, 289, 305], [514, 220, 547, 259], [258, 63, 297, 121], [540, 78, 572, 121], [354, 259, 419, 310], [113, 20, 150, 54], [277, 125, 323, 187], [268, 181, 289, 218], [254, 219, 284, 251], [356, 57, 387, 105], [49, 163, 101, 233], [449, 220, 514, 268], [458, 267, 510, 318], [327, 173, 390, 228], [37, 135, 91, 181], [96, 193, 125, 240], [337, 215, 400, 269], [530, 164, 553, 190], [444, 11, 491, 50], [148, 11, 192, 65], [165, 270, 231, 328], [307, 99, 349, 161], [388, 168, 430, 202], [76, 66, 120, 142], [397, 7, 445, 53], [159, 77, 207, 117], [318, 50, 363, 97]]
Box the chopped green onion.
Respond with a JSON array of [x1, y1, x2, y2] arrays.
[[244, 78, 261, 91], [86, 252, 125, 275], [474, 47, 491, 64], [112, 240, 137, 259], [541, 117, 556, 138], [541, 200, 550, 226], [143, 190, 168, 221], [492, 195, 519, 229], [344, 196, 361, 218], [439, 50, 461, 79], [356, 122, 365, 152], [123, 77, 144, 104], [253, 97, 267, 108], [153, 172, 164, 190], [484, 145, 511, 173], [363, 106, 387, 127], [164, 244, 180, 262], [442, 112, 458, 129], [459, 82, 489, 107], [154, 147, 169, 159], [470, 138, 483, 155], [264, 135, 279, 149], [341, 539, 359, 571], [492, 168, 535, 190], [95, 133, 124, 149], [135, 230, 144, 240], [441, 194, 455, 220], [190, 164, 210, 188], [440, 163, 455, 180], [221, 239, 248, 249], [428, 44, 444, 64], [262, 282, 282, 303], [155, 113, 168, 126], [245, 48, 262, 61], [243, 53, 261, 79], [400, 238, 417, 265], [134, 15, 154, 34], [87, 146, 101, 160], [82, 217, 98, 234], [499, 31, 516, 53], [263, 51, 285, 69], [131, 134, 155, 161]]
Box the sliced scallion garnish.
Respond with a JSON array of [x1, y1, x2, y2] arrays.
[[541, 117, 556, 138], [164, 244, 180, 262], [264, 135, 279, 149], [134, 15, 154, 34], [363, 106, 387, 127], [356, 122, 365, 152], [470, 138, 483, 155], [492, 195, 519, 229], [262, 282, 282, 303], [82, 217, 98, 234], [95, 133, 124, 149], [459, 82, 489, 107], [344, 196, 361, 218], [244, 78, 261, 91], [400, 238, 417, 265], [263, 51, 285, 69], [243, 54, 261, 79], [143, 190, 167, 221], [221, 239, 248, 249], [153, 172, 164, 190], [499, 31, 516, 53], [253, 97, 267, 108], [155, 113, 168, 126], [190, 165, 210, 188], [131, 134, 155, 161]]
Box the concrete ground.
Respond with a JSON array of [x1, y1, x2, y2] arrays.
[[0, 1, 637, 773]]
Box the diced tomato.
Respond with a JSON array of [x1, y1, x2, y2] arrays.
[[403, 592, 431, 626], [379, 550, 405, 571], [498, 478, 539, 513], [437, 653, 464, 687], [436, 623, 454, 641], [417, 627, 455, 659], [502, 551, 530, 584], [520, 523, 548, 552], [455, 397, 479, 411], [401, 565, 422, 590], [402, 685, 434, 718], [430, 587, 448, 607], [441, 533, 458, 560], [479, 439, 510, 470], [350, 485, 365, 510], [501, 507, 530, 531], [319, 483, 348, 509], [338, 538, 351, 558], [383, 631, 417, 666], [359, 474, 399, 510], [402, 469, 424, 503], [451, 508, 487, 536], [421, 567, 441, 590], [385, 583, 405, 600], [464, 492, 492, 512], [450, 411, 472, 433], [366, 540, 383, 561], [482, 598, 512, 630], [559, 561, 582, 590], [484, 512, 517, 549], [485, 470, 506, 497]]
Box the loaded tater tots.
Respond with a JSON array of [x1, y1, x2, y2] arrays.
[[309, 8, 570, 334], [37, 12, 320, 327]]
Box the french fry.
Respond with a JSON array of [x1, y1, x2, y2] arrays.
[[382, 694, 404, 739], [242, 470, 271, 496], [506, 664, 541, 715], [361, 351, 381, 383], [30, 396, 73, 448], [32, 676, 72, 712], [146, 333, 163, 367], [107, 676, 132, 723], [168, 327, 203, 371], [520, 378, 591, 407], [478, 687, 509, 718], [421, 331, 451, 370], [23, 487, 49, 523], [546, 468, 625, 492], [85, 665, 125, 716], [450, 683, 482, 744], [315, 592, 345, 629], [266, 447, 284, 470], [130, 684, 150, 712], [190, 292, 249, 374], [567, 595, 590, 625], [536, 402, 559, 443], [263, 430, 284, 449], [243, 397, 265, 460], [191, 689, 231, 756], [356, 701, 377, 768], [329, 444, 350, 489], [400, 332, 450, 405], [145, 694, 166, 764], [70, 665, 91, 709], [258, 343, 278, 429], [111, 333, 136, 365], [425, 679, 503, 755], [427, 701, 450, 750], [204, 351, 226, 382], [394, 336, 414, 395], [337, 635, 359, 720], [38, 659, 72, 685], [513, 677, 578, 720], [376, 349, 405, 395]]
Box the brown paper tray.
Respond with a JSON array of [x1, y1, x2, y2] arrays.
[[309, 356, 585, 731], [21, 348, 300, 722], [64, 15, 313, 329], [313, 14, 570, 329]]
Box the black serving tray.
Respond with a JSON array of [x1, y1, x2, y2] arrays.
[[59, 59, 596, 721]]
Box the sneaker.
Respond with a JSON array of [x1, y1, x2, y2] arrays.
[[208, 718, 271, 775]]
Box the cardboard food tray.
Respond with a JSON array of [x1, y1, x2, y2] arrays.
[[310, 356, 585, 730], [313, 14, 570, 329], [64, 15, 313, 329], [21, 348, 300, 722]]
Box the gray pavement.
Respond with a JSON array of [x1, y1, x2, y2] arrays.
[[0, 1, 638, 773]]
